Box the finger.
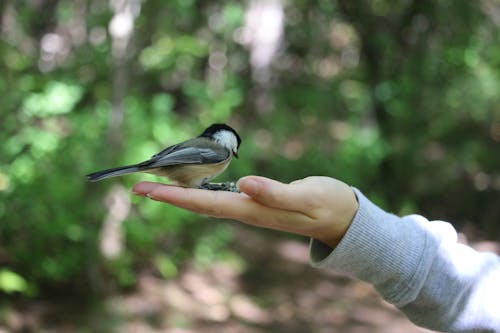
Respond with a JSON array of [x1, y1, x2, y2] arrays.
[[144, 184, 316, 235], [146, 185, 270, 222], [132, 181, 166, 196], [148, 185, 247, 218], [237, 176, 317, 213]]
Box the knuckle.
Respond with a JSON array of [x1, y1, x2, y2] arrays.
[[310, 207, 330, 220], [238, 209, 258, 225], [199, 191, 224, 217], [190, 201, 221, 216], [240, 206, 269, 227], [265, 189, 281, 204], [203, 206, 224, 217]]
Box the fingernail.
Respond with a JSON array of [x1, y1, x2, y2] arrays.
[[146, 193, 159, 201]]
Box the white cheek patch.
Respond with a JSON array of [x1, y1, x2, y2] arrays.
[[213, 130, 238, 152]]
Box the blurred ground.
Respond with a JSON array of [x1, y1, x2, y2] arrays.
[[0, 224, 448, 333]]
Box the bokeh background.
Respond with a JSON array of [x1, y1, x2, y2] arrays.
[[1, 0, 499, 332]]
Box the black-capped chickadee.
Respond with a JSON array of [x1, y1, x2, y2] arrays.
[[86, 123, 241, 191]]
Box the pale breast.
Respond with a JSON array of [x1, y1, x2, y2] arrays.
[[147, 157, 231, 187]]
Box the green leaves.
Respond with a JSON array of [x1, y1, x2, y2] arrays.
[[22, 81, 83, 118], [139, 35, 208, 71], [1, 0, 499, 303], [0, 269, 31, 295]]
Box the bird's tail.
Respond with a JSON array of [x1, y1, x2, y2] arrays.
[[86, 164, 140, 182]]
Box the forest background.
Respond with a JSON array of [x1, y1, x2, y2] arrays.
[[1, 0, 499, 332]]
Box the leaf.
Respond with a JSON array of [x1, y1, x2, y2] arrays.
[[22, 81, 83, 118], [0, 269, 28, 294]]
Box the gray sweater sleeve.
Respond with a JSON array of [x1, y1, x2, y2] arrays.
[[309, 188, 500, 333]]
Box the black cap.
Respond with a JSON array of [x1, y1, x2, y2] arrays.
[[199, 123, 242, 148]]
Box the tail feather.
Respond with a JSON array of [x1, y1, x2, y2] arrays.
[[86, 165, 140, 182]]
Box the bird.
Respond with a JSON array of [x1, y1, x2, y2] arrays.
[[86, 123, 241, 191]]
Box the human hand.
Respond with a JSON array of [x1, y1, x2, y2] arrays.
[[132, 176, 359, 248]]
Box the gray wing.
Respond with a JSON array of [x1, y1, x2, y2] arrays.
[[139, 145, 228, 169], [150, 143, 178, 159]]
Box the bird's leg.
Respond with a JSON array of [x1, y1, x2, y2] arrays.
[[199, 181, 240, 193]]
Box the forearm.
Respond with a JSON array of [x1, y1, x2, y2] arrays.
[[133, 176, 500, 331], [310, 189, 500, 332]]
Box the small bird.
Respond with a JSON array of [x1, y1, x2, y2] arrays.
[[86, 123, 241, 191]]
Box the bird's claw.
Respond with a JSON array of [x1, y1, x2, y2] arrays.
[[200, 181, 239, 193]]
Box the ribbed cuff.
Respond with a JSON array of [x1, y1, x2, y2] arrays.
[[309, 188, 439, 306]]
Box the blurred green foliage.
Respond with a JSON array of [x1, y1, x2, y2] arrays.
[[0, 0, 499, 297]]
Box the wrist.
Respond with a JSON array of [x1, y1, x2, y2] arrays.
[[312, 186, 359, 248]]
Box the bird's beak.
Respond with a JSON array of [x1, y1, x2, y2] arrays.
[[233, 150, 239, 158]]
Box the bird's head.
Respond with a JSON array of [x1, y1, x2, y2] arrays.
[[200, 123, 242, 158]]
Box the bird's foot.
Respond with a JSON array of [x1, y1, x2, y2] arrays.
[[200, 181, 239, 193]]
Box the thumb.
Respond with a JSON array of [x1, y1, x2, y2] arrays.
[[237, 176, 311, 212]]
